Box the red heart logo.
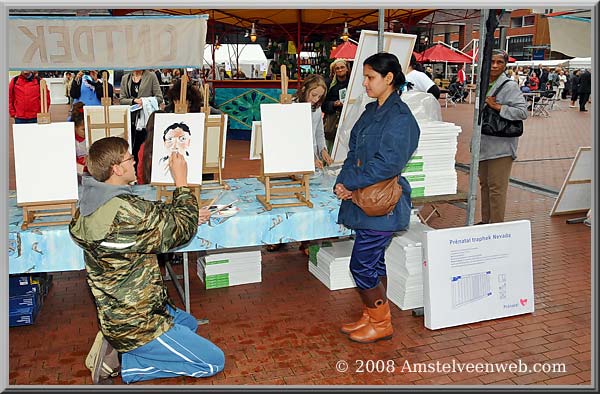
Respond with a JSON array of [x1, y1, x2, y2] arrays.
[[520, 298, 528, 306], [423, 261, 427, 267]]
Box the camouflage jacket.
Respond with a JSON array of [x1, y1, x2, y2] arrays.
[[69, 186, 199, 352]]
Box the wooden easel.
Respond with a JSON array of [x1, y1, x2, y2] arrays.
[[20, 80, 76, 230], [154, 74, 202, 204], [256, 65, 313, 211], [200, 84, 230, 191], [86, 71, 129, 144]]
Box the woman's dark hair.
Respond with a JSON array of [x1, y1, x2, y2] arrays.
[[70, 102, 85, 126], [165, 79, 203, 113], [140, 109, 166, 184], [409, 54, 425, 73], [491, 49, 509, 65], [363, 52, 406, 92]]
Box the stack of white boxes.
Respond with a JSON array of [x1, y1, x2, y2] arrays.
[[308, 240, 357, 290], [386, 217, 433, 310], [197, 248, 262, 289], [402, 121, 462, 198]]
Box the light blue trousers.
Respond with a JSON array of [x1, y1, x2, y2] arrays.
[[120, 305, 225, 384]]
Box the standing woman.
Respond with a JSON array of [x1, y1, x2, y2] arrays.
[[321, 59, 350, 151], [120, 69, 164, 167], [334, 53, 420, 343], [478, 49, 527, 224]]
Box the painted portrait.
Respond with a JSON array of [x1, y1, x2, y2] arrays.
[[151, 112, 205, 185]]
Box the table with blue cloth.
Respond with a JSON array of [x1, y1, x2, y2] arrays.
[[9, 172, 352, 310]]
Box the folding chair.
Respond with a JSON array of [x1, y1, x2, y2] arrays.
[[532, 94, 551, 117]]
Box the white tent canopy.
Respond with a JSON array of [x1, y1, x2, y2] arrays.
[[204, 44, 269, 79], [566, 57, 591, 70], [507, 59, 569, 68]]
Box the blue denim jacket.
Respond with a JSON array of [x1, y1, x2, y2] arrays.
[[336, 92, 420, 231]]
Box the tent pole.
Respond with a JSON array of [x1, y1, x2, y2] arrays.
[[297, 9, 302, 86], [378, 8, 384, 52], [466, 9, 488, 226]]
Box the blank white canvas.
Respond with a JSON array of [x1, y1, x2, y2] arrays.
[[204, 114, 228, 168], [551, 147, 592, 215], [83, 105, 132, 147], [249, 121, 262, 160], [332, 31, 417, 162], [150, 112, 205, 185], [13, 122, 79, 204], [260, 103, 315, 174]]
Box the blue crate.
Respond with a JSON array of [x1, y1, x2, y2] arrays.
[[9, 306, 39, 327]]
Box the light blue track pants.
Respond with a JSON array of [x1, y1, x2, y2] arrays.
[[120, 305, 225, 383]]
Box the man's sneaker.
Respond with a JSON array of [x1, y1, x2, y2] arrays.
[[85, 331, 121, 384]]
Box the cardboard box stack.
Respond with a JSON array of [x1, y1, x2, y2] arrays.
[[197, 248, 262, 289], [308, 239, 356, 290], [9, 273, 53, 327], [402, 121, 462, 198]]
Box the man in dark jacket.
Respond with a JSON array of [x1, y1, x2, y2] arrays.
[[8, 71, 51, 123], [577, 69, 591, 112]]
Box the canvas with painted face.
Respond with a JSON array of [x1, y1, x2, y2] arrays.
[[150, 112, 205, 185]]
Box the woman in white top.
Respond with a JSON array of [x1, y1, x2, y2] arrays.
[[404, 55, 440, 99], [557, 70, 567, 100], [293, 74, 333, 169]]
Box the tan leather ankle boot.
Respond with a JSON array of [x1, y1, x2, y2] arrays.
[[349, 282, 393, 343], [340, 307, 369, 334]]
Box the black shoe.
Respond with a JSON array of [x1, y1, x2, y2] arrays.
[[580, 109, 588, 112]]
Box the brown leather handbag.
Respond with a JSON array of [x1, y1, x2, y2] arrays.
[[352, 176, 402, 216]]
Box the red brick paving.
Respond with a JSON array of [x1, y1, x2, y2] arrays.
[[8, 100, 592, 386]]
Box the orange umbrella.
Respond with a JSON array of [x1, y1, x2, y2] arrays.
[[330, 41, 357, 60]]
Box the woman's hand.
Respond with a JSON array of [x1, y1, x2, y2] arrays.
[[314, 158, 324, 169], [321, 149, 333, 166], [334, 183, 353, 200], [333, 100, 343, 108], [485, 96, 502, 111], [198, 206, 211, 225]]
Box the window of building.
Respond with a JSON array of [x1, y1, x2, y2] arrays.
[[511, 17, 523, 28], [507, 35, 533, 60], [523, 15, 535, 26]]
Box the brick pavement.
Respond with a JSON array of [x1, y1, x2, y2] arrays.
[[8, 101, 592, 386]]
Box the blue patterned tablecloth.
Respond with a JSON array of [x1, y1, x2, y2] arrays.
[[8, 173, 351, 274]]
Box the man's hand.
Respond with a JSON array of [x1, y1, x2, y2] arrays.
[[334, 183, 352, 200], [134, 98, 143, 105], [169, 151, 188, 187], [333, 100, 343, 108]]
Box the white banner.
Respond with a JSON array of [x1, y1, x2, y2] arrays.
[[9, 15, 207, 70]]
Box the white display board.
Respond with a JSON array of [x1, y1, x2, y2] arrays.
[[259, 103, 314, 174], [550, 146, 592, 216], [13, 122, 79, 204], [150, 112, 205, 185], [423, 220, 535, 330], [83, 105, 132, 147], [249, 121, 262, 160], [204, 114, 228, 169], [332, 30, 417, 163]]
